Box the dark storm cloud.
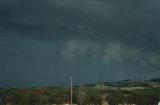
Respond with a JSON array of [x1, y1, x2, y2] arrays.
[[1, 0, 160, 61], [1, 0, 160, 87], [1, 0, 160, 42]]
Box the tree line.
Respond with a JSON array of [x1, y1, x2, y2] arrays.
[[107, 88, 160, 105], [0, 87, 160, 105]]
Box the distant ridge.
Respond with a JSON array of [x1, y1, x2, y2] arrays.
[[150, 78, 160, 82], [80, 78, 160, 88]]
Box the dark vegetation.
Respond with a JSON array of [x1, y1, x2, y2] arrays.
[[107, 88, 160, 105], [1, 78, 160, 105], [0, 87, 160, 105], [0, 87, 106, 105]]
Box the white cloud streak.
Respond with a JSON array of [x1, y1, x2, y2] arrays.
[[62, 40, 92, 62], [103, 42, 141, 63], [62, 40, 160, 67]]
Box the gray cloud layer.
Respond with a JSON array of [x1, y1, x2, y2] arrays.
[[1, 0, 160, 86], [1, 0, 160, 39], [1, 0, 160, 64], [1, 1, 160, 44]]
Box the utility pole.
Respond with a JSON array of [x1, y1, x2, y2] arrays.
[[70, 77, 73, 105]]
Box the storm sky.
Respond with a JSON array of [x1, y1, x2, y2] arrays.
[[0, 0, 160, 87]]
